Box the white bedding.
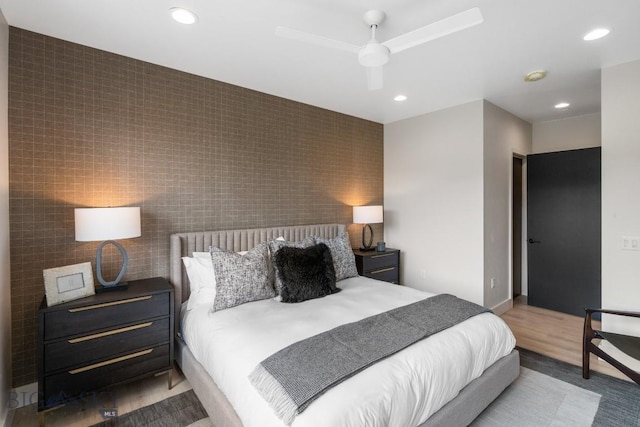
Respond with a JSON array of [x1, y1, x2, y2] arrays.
[[181, 276, 516, 427]]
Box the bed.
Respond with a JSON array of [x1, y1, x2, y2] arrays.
[[169, 223, 519, 427]]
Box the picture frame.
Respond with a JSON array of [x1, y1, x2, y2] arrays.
[[43, 262, 95, 306]]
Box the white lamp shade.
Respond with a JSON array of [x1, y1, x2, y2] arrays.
[[353, 205, 383, 224], [75, 207, 141, 242]]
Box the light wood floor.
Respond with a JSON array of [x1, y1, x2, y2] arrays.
[[10, 298, 630, 426]]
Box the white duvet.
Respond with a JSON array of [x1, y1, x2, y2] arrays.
[[181, 276, 515, 427]]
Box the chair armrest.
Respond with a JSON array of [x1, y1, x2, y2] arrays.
[[585, 308, 640, 319]]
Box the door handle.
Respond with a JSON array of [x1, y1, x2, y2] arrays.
[[528, 238, 541, 244]]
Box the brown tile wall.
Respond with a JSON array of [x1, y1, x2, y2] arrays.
[[8, 27, 383, 386]]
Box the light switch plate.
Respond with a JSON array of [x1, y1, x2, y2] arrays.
[[621, 236, 640, 251]]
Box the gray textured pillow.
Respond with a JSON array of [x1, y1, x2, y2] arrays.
[[268, 236, 316, 295], [210, 242, 275, 312], [313, 232, 359, 281]]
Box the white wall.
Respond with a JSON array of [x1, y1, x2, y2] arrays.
[[483, 101, 532, 310], [384, 100, 532, 309], [384, 101, 485, 305], [601, 59, 640, 367], [0, 8, 11, 426], [532, 113, 601, 154]]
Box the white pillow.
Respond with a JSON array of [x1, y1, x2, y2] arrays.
[[193, 251, 210, 259], [182, 254, 216, 310]]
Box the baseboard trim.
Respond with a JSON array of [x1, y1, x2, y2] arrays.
[[491, 298, 513, 316], [2, 407, 14, 427], [2, 382, 36, 427], [7, 381, 38, 410]]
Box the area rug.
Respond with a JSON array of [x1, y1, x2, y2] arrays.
[[92, 348, 640, 427]]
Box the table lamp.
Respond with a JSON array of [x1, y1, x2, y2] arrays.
[[353, 205, 383, 251], [75, 207, 141, 291]]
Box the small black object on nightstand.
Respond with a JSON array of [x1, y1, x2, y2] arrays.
[[94, 282, 129, 293], [353, 248, 400, 284]]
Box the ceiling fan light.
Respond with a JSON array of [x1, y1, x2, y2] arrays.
[[555, 102, 570, 109], [583, 28, 610, 41], [358, 43, 389, 67], [170, 7, 198, 25], [524, 70, 547, 82]]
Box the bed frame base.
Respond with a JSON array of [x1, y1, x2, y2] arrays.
[[420, 349, 519, 427]]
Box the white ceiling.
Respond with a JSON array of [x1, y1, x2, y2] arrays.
[[1, 0, 639, 124]]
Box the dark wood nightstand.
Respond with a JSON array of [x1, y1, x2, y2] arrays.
[[353, 248, 401, 284], [37, 277, 174, 423]]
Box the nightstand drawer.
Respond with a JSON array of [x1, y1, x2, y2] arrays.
[[44, 292, 170, 340], [364, 252, 399, 270], [42, 343, 170, 410], [365, 266, 399, 283], [44, 317, 170, 373]]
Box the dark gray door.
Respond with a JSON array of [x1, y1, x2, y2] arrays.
[[527, 148, 601, 317]]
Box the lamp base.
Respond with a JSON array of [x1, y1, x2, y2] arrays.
[[95, 282, 129, 293], [358, 247, 376, 252]]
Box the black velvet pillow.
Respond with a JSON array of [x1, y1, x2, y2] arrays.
[[274, 243, 340, 303]]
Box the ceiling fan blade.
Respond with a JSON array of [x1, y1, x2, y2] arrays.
[[366, 66, 384, 90], [383, 7, 483, 54], [275, 26, 360, 54]]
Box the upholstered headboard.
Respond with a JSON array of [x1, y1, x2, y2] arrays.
[[169, 223, 346, 323]]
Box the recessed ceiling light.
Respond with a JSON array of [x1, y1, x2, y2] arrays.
[[524, 70, 547, 82], [555, 102, 570, 109], [394, 95, 407, 102], [170, 7, 198, 24], [583, 28, 610, 41]]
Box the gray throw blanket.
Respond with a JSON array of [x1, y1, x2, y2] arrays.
[[249, 293, 490, 425]]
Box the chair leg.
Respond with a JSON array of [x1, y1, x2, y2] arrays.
[[583, 350, 591, 379]]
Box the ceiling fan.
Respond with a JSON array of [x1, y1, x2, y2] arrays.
[[276, 8, 483, 91]]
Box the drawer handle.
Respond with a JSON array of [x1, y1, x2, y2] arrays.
[[68, 322, 153, 344], [68, 295, 152, 313], [370, 267, 396, 274], [371, 253, 394, 259], [68, 349, 153, 374]]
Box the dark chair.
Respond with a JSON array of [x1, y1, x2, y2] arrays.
[[583, 308, 640, 385]]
